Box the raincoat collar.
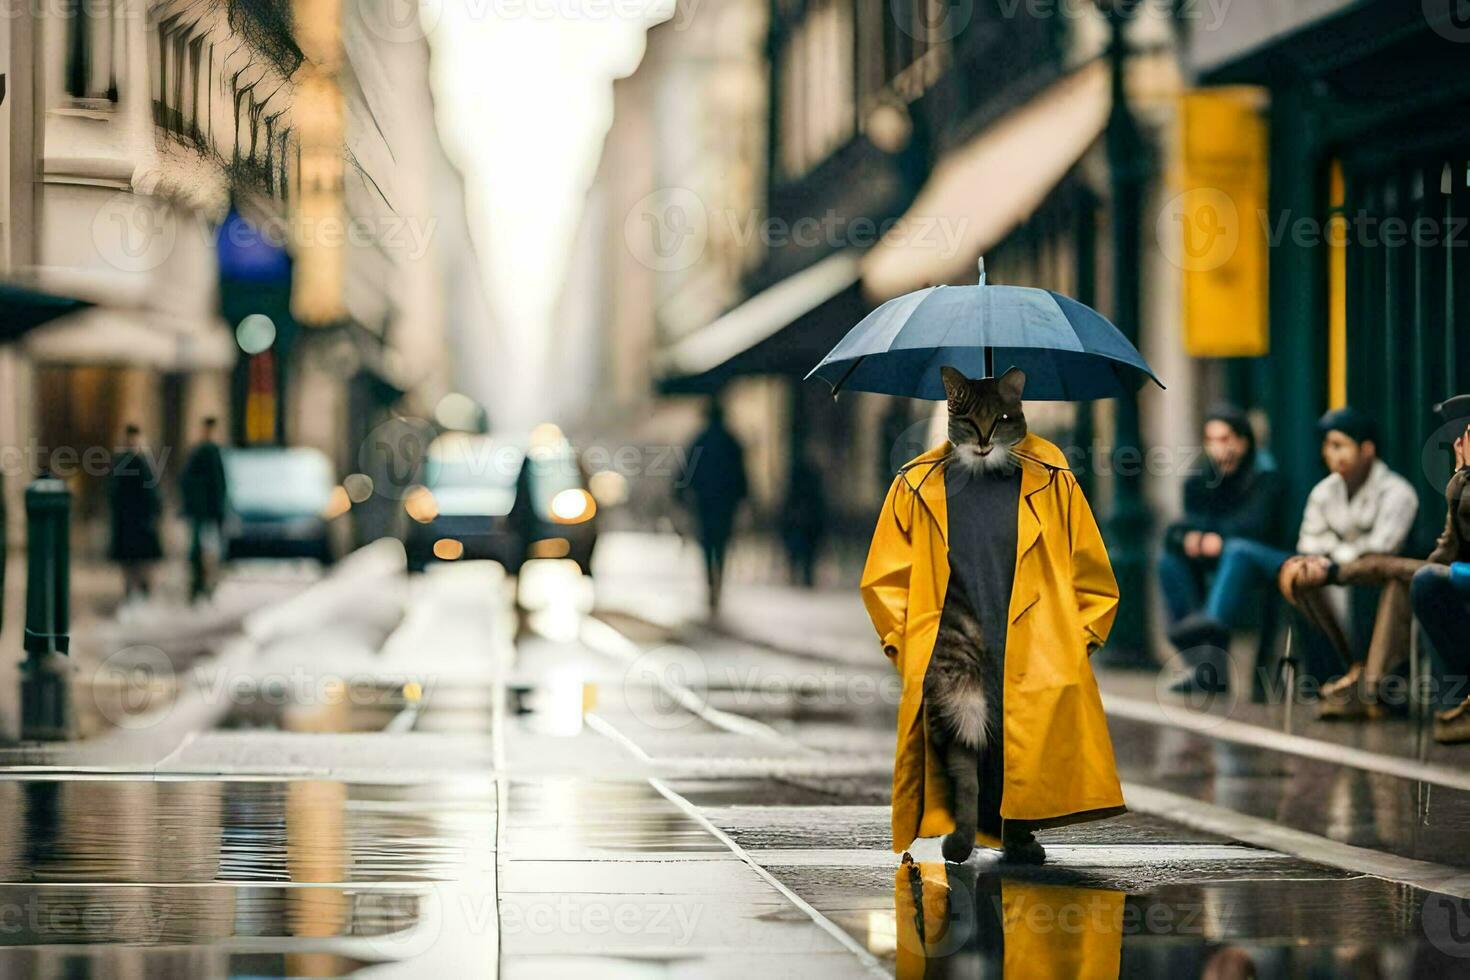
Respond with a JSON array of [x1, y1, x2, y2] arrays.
[[896, 433, 1070, 550]]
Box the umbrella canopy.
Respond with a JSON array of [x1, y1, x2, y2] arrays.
[[806, 264, 1163, 401], [0, 283, 94, 342]]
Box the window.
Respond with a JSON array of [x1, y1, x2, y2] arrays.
[[64, 0, 120, 104]]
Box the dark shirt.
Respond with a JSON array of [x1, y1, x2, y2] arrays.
[[1172, 452, 1280, 548], [944, 461, 1022, 658]]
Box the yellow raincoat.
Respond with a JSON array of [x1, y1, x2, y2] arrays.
[[863, 434, 1125, 852]]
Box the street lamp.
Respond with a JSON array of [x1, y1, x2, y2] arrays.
[[1093, 0, 1154, 669]]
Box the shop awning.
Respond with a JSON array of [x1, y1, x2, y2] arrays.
[[0, 282, 95, 341], [24, 307, 236, 370], [860, 60, 1109, 303], [656, 250, 864, 392]]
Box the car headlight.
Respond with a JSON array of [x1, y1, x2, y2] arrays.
[[549, 488, 595, 524], [405, 485, 439, 523]]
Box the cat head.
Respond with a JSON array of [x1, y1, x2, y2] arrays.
[[941, 365, 1027, 473]]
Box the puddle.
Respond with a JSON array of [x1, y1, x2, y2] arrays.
[[0, 779, 494, 885]]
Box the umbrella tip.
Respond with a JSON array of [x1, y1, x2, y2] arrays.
[[977, 256, 986, 286]]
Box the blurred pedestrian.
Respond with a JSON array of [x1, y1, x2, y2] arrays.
[[179, 416, 228, 601], [679, 398, 747, 613], [1414, 395, 1470, 741], [1158, 405, 1280, 627], [1169, 407, 1419, 696], [107, 424, 163, 603], [781, 450, 826, 588]]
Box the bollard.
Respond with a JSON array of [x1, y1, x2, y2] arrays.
[[21, 477, 72, 741]]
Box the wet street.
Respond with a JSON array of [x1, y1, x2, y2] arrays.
[[0, 534, 1462, 978]]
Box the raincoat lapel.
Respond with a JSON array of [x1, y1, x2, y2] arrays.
[[1009, 433, 1052, 624], [906, 444, 949, 546]]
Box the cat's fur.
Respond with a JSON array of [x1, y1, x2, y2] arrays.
[[942, 365, 1027, 474], [924, 365, 1040, 864]]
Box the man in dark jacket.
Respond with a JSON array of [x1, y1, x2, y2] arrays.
[[1414, 395, 1470, 741], [179, 417, 229, 600], [108, 424, 163, 602], [1158, 405, 1279, 627], [679, 399, 748, 614]]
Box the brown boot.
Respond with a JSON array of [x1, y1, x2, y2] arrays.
[[1318, 662, 1383, 720], [1434, 697, 1470, 744]]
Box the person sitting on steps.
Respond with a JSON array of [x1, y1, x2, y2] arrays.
[[1158, 404, 1281, 632]]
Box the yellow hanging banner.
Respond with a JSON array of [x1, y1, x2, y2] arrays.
[[1167, 87, 1270, 357]]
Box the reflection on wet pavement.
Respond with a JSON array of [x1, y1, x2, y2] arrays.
[[1108, 716, 1470, 870], [0, 775, 497, 977], [0, 780, 493, 884]]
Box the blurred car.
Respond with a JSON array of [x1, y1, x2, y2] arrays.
[[514, 434, 599, 574], [404, 433, 525, 572], [404, 430, 600, 574], [222, 447, 339, 562]]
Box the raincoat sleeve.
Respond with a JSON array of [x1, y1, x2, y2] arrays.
[[861, 474, 913, 664], [1066, 475, 1118, 654]]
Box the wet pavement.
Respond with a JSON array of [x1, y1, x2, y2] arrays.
[[0, 534, 1468, 976]]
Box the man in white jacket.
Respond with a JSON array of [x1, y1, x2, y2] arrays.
[[1169, 408, 1419, 702], [1278, 408, 1421, 717]]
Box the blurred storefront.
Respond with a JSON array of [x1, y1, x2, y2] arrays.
[[1, 0, 482, 552]]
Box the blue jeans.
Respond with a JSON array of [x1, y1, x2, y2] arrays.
[[1204, 539, 1292, 627], [1412, 564, 1470, 704], [1158, 545, 1211, 625]]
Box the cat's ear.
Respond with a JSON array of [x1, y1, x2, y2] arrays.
[[997, 367, 1027, 402], [940, 366, 970, 402]]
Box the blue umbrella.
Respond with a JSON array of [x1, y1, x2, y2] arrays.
[[806, 261, 1163, 400]]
